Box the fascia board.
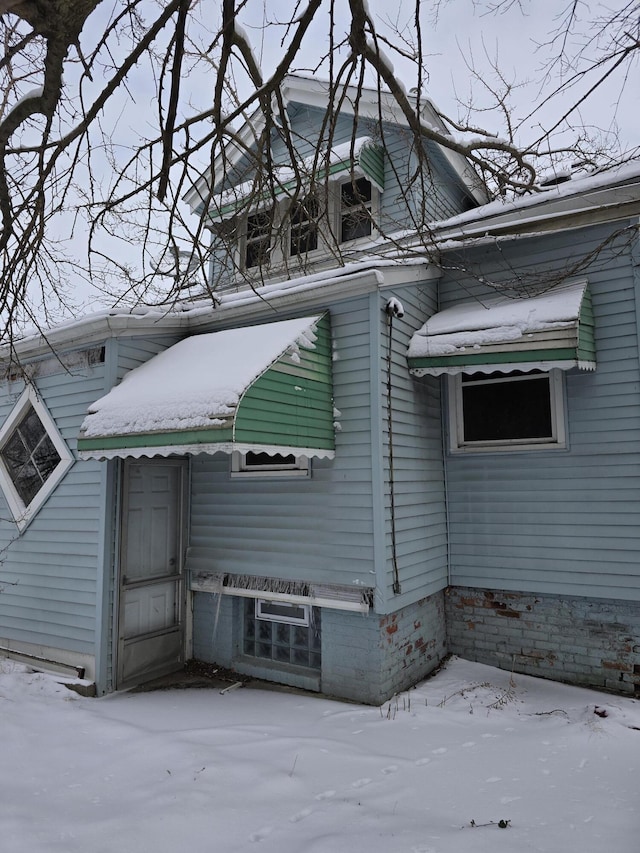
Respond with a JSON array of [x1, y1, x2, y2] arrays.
[[5, 261, 439, 364]]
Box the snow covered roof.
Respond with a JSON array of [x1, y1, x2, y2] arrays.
[[431, 160, 640, 241], [407, 281, 596, 376], [77, 314, 335, 460]]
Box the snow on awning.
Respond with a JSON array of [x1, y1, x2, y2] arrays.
[[210, 137, 384, 221], [77, 314, 334, 460], [407, 281, 595, 376]]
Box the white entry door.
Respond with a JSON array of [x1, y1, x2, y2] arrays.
[[117, 459, 187, 689]]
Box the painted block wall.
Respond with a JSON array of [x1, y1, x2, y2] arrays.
[[321, 592, 447, 704], [192, 589, 447, 705], [446, 586, 640, 696]]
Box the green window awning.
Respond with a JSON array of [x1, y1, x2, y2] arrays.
[[211, 137, 384, 221], [407, 281, 595, 376], [77, 314, 334, 460]]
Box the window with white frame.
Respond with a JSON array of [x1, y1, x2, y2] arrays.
[[340, 176, 373, 242], [243, 598, 321, 669], [448, 369, 566, 452], [0, 387, 74, 529], [239, 176, 378, 273], [230, 450, 310, 477]]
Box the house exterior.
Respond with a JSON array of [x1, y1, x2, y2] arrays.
[[0, 75, 639, 702]]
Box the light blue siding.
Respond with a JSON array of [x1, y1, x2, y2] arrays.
[[0, 354, 107, 656], [439, 222, 640, 601], [372, 283, 448, 612], [188, 297, 376, 589]]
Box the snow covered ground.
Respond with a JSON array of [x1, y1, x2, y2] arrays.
[[1, 656, 638, 853]]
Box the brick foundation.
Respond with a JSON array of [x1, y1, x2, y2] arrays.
[[321, 590, 447, 704], [446, 586, 640, 696]]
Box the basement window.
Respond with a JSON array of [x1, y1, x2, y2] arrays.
[[0, 387, 74, 530], [448, 370, 566, 452], [244, 598, 321, 669]]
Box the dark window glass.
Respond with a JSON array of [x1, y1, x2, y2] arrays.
[[0, 406, 61, 506], [244, 451, 297, 469], [290, 195, 319, 256], [341, 177, 373, 242], [245, 211, 272, 269], [461, 372, 553, 442]]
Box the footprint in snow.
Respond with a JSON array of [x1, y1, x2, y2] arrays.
[[381, 765, 398, 775], [432, 747, 447, 755], [352, 778, 372, 788], [485, 776, 501, 783], [315, 790, 335, 801], [415, 757, 431, 766], [249, 826, 273, 843], [461, 741, 475, 748], [289, 808, 312, 823]]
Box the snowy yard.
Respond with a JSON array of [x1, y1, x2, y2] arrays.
[[1, 657, 638, 853]]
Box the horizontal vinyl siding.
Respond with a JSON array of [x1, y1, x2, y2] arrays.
[[0, 358, 108, 654], [188, 298, 375, 588], [115, 335, 183, 380], [377, 282, 448, 611], [440, 223, 640, 600]]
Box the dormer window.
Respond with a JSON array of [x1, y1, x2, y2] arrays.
[[238, 177, 378, 274], [290, 194, 319, 257], [341, 177, 373, 242], [245, 210, 272, 269]]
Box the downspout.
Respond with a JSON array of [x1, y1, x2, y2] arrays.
[[384, 298, 404, 595]]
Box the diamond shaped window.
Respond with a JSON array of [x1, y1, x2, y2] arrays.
[[0, 388, 74, 531]]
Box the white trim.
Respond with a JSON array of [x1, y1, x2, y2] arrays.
[[234, 177, 380, 278], [78, 443, 334, 462], [448, 369, 567, 453], [0, 387, 74, 531], [413, 359, 595, 377], [255, 599, 310, 626]]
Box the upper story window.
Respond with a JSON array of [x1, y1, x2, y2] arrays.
[[448, 370, 566, 453], [245, 210, 273, 269], [0, 386, 74, 530], [341, 177, 373, 242], [239, 176, 378, 274], [290, 194, 319, 257]]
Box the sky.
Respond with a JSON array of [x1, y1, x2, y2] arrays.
[[22, 0, 640, 319], [2, 655, 639, 853]]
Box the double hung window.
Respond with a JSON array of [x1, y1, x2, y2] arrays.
[[448, 370, 566, 452], [240, 177, 377, 273]]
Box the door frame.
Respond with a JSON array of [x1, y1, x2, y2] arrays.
[[114, 457, 189, 689]]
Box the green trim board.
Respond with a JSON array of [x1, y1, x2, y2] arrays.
[[211, 140, 385, 221], [77, 314, 334, 460], [407, 281, 596, 377]]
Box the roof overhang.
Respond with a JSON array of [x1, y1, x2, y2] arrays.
[[407, 281, 595, 376], [77, 314, 334, 460], [184, 73, 487, 216]]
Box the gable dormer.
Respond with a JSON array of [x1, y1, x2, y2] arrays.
[[184, 74, 486, 293]]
